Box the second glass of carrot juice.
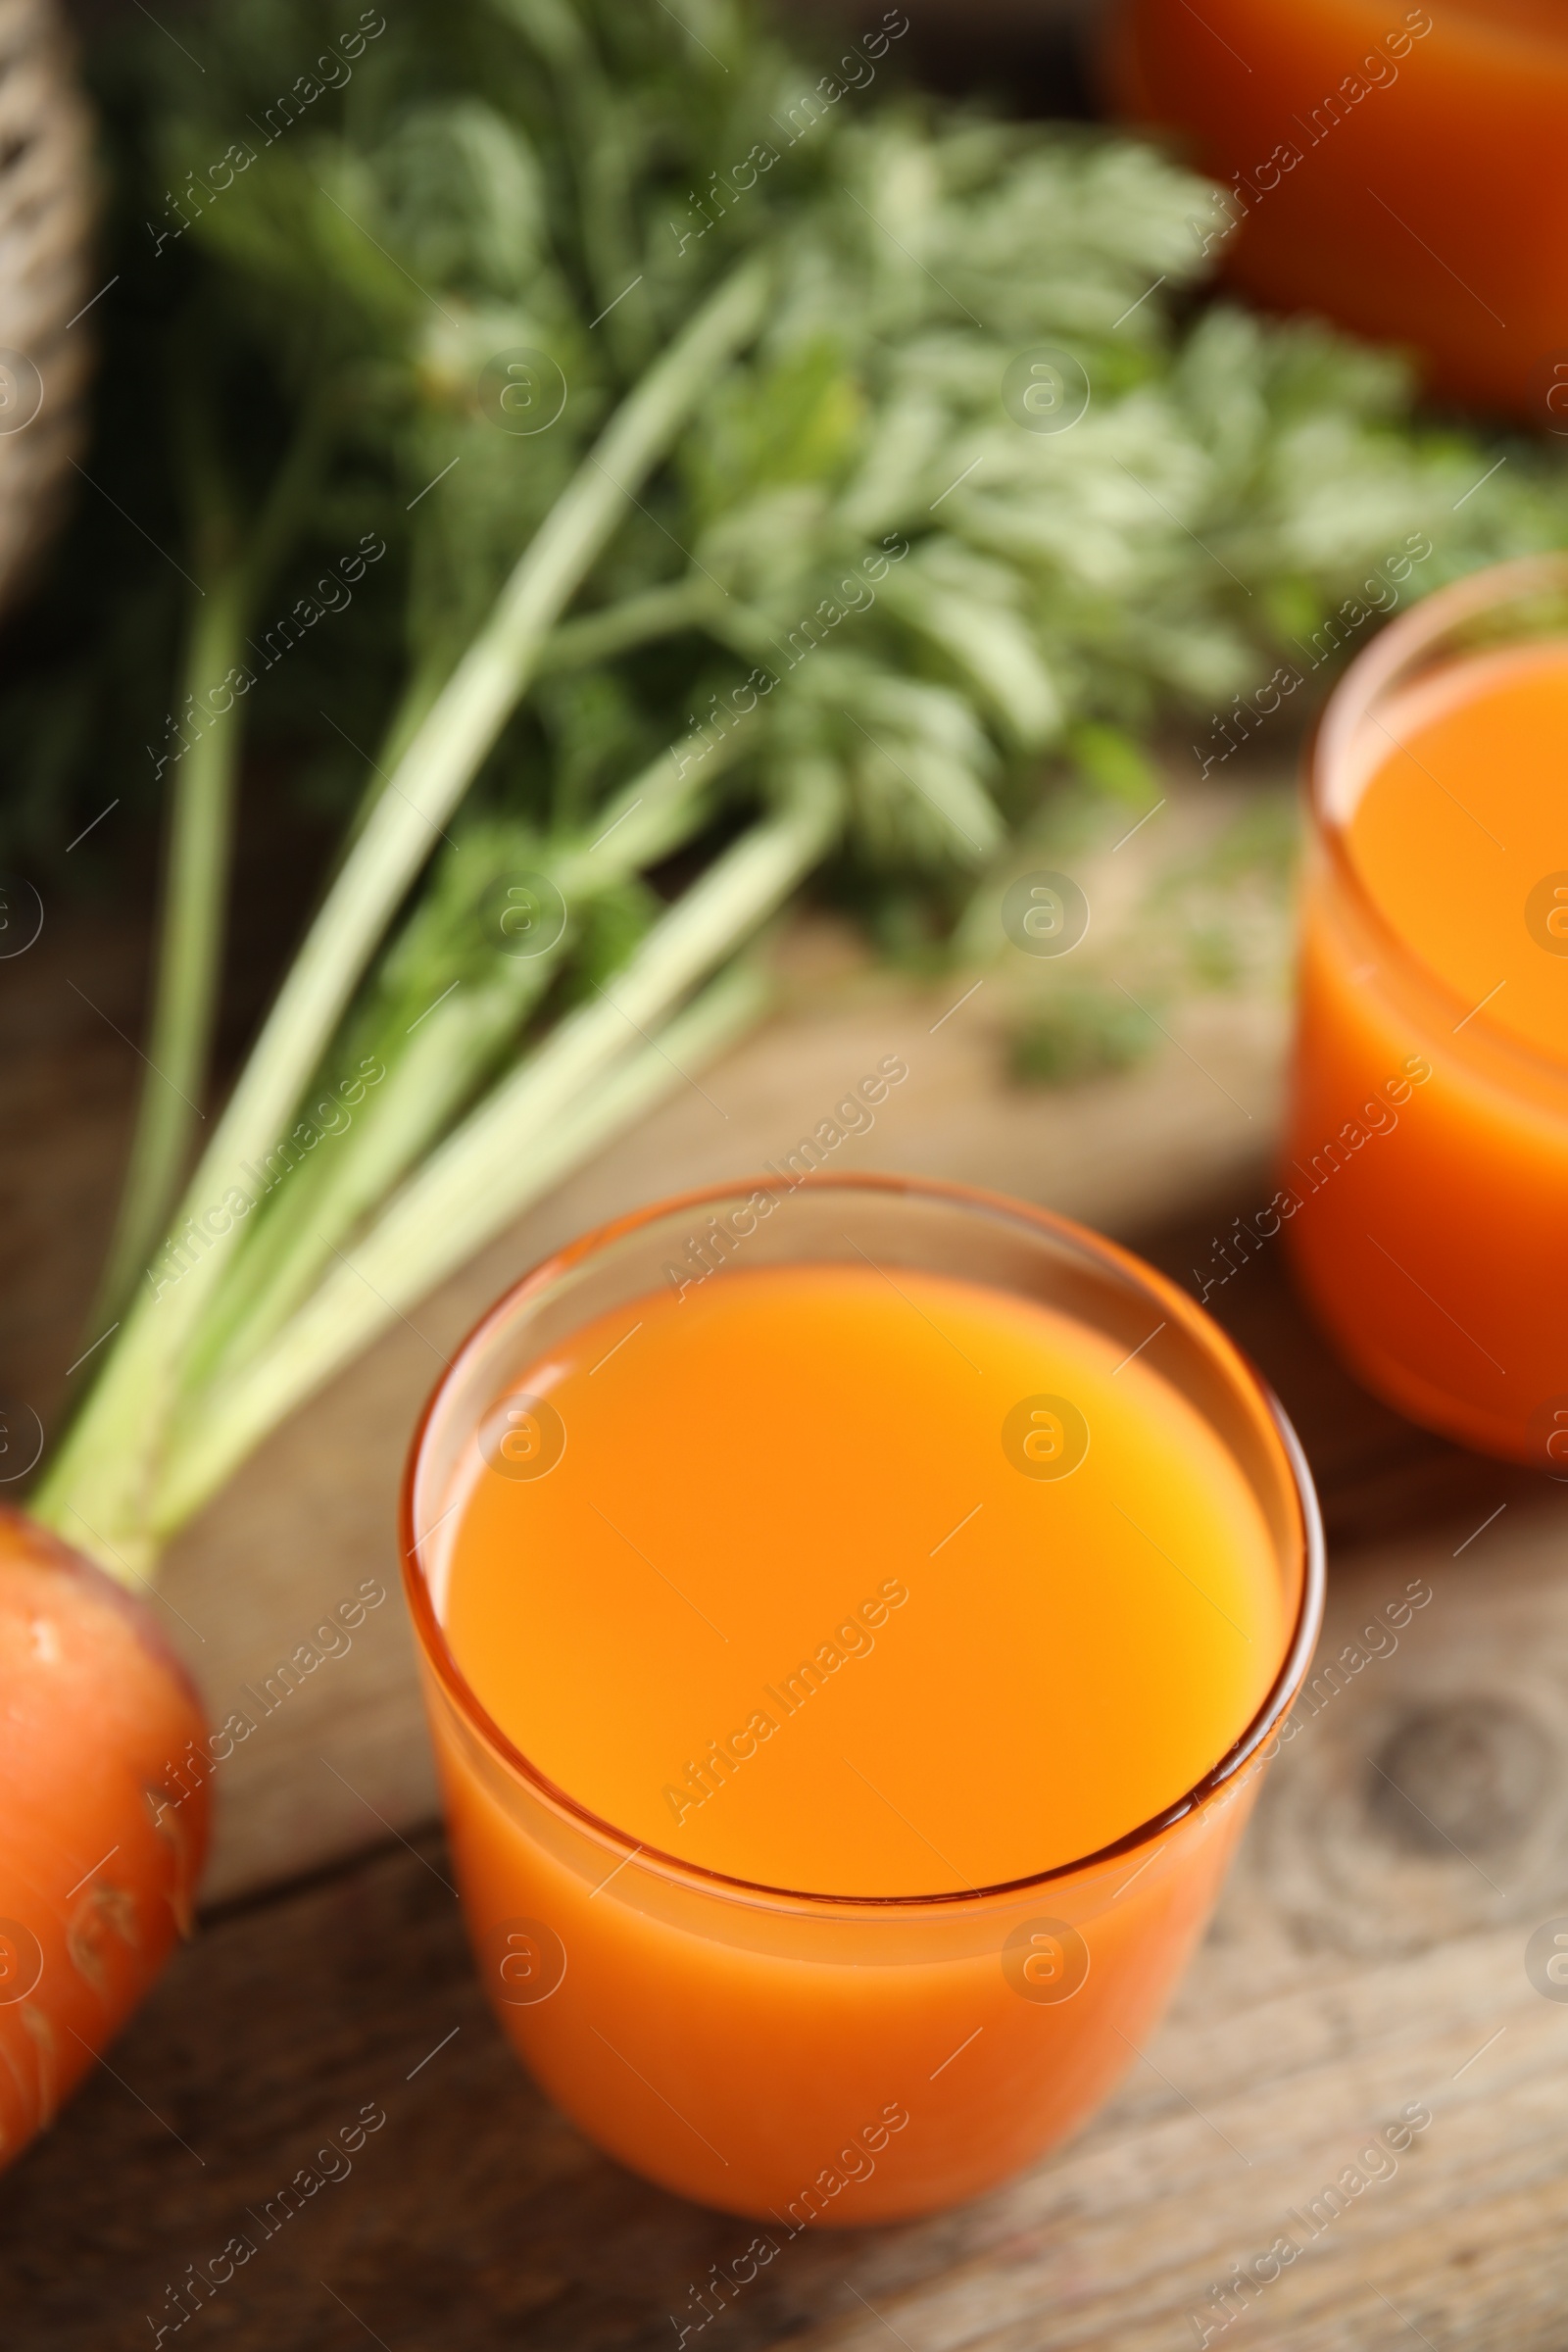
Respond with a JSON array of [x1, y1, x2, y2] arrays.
[[1103, 0, 1568, 419], [1285, 557, 1568, 1469], [403, 1175, 1321, 2222]]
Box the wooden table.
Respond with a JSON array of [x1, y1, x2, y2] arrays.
[[4, 887, 1567, 2349]]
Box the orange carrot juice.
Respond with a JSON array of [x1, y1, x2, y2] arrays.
[[405, 1178, 1318, 2221], [1104, 0, 1568, 419], [1286, 560, 1568, 1464], [1104, 2, 1568, 423]]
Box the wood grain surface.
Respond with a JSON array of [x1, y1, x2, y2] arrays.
[[6, 776, 1567, 2349], [1, 1233, 1563, 2350]]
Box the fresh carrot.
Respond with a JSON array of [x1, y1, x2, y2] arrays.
[[0, 1508, 208, 2164]]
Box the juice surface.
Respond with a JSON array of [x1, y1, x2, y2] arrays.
[[436, 1263, 1285, 1898], [1335, 643, 1568, 1067]]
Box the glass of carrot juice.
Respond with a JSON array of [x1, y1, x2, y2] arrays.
[[1102, 0, 1568, 419], [402, 1174, 1322, 2222], [1285, 556, 1568, 1469]]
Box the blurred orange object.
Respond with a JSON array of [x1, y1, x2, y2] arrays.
[[1103, 0, 1568, 420]]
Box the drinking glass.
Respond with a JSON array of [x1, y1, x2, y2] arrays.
[[403, 1174, 1323, 2222], [1285, 555, 1568, 1466]]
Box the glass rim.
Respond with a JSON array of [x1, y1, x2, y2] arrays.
[[1309, 550, 1568, 1089], [400, 1170, 1326, 1915]]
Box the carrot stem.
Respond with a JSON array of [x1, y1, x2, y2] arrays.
[[29, 257, 771, 1582], [85, 411, 329, 1329], [151, 765, 837, 1532], [86, 573, 247, 1328]]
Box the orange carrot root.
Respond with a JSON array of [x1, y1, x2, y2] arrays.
[[0, 1505, 210, 2168]]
